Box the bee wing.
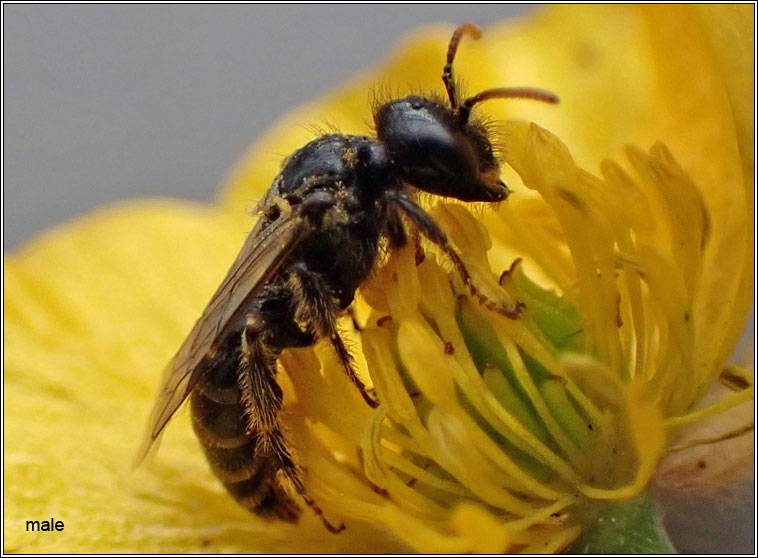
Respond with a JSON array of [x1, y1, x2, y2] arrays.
[[135, 208, 308, 464]]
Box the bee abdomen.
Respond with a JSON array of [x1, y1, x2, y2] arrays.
[[190, 376, 300, 521], [200, 441, 265, 483], [190, 383, 250, 448]]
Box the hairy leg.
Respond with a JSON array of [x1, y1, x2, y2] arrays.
[[238, 309, 345, 533], [288, 262, 379, 408]]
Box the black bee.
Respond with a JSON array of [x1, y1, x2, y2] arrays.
[[137, 23, 557, 533]]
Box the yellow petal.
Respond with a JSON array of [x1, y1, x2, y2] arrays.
[[3, 202, 405, 553], [5, 5, 753, 554]]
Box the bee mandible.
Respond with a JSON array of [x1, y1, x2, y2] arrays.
[[137, 23, 558, 533]]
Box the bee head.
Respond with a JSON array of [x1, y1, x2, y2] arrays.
[[373, 23, 558, 203], [374, 95, 507, 202]]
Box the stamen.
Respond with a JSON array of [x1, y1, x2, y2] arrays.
[[666, 385, 755, 427], [668, 421, 754, 452]]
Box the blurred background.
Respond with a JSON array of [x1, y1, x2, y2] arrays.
[[4, 4, 531, 249], [3, 4, 753, 553]]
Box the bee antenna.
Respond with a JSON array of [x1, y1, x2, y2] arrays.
[[458, 87, 559, 123], [442, 23, 481, 110]]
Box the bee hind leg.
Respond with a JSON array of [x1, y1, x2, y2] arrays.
[[240, 311, 345, 533], [288, 262, 379, 408]]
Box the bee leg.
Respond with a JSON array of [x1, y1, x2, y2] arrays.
[[385, 206, 408, 249], [289, 262, 380, 408], [240, 312, 345, 534], [329, 326, 379, 408], [387, 192, 524, 319]]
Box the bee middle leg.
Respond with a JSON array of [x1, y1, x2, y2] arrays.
[[288, 262, 379, 408]]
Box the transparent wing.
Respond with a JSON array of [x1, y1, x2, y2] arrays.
[[135, 208, 307, 464]]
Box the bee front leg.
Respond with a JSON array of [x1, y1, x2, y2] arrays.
[[288, 263, 379, 408], [387, 192, 524, 319]]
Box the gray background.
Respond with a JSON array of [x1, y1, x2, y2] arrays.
[[4, 4, 531, 249], [3, 4, 753, 553]]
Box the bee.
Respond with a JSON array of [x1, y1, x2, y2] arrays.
[[137, 23, 558, 533]]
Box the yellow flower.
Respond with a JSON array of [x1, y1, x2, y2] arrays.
[[4, 5, 752, 553]]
